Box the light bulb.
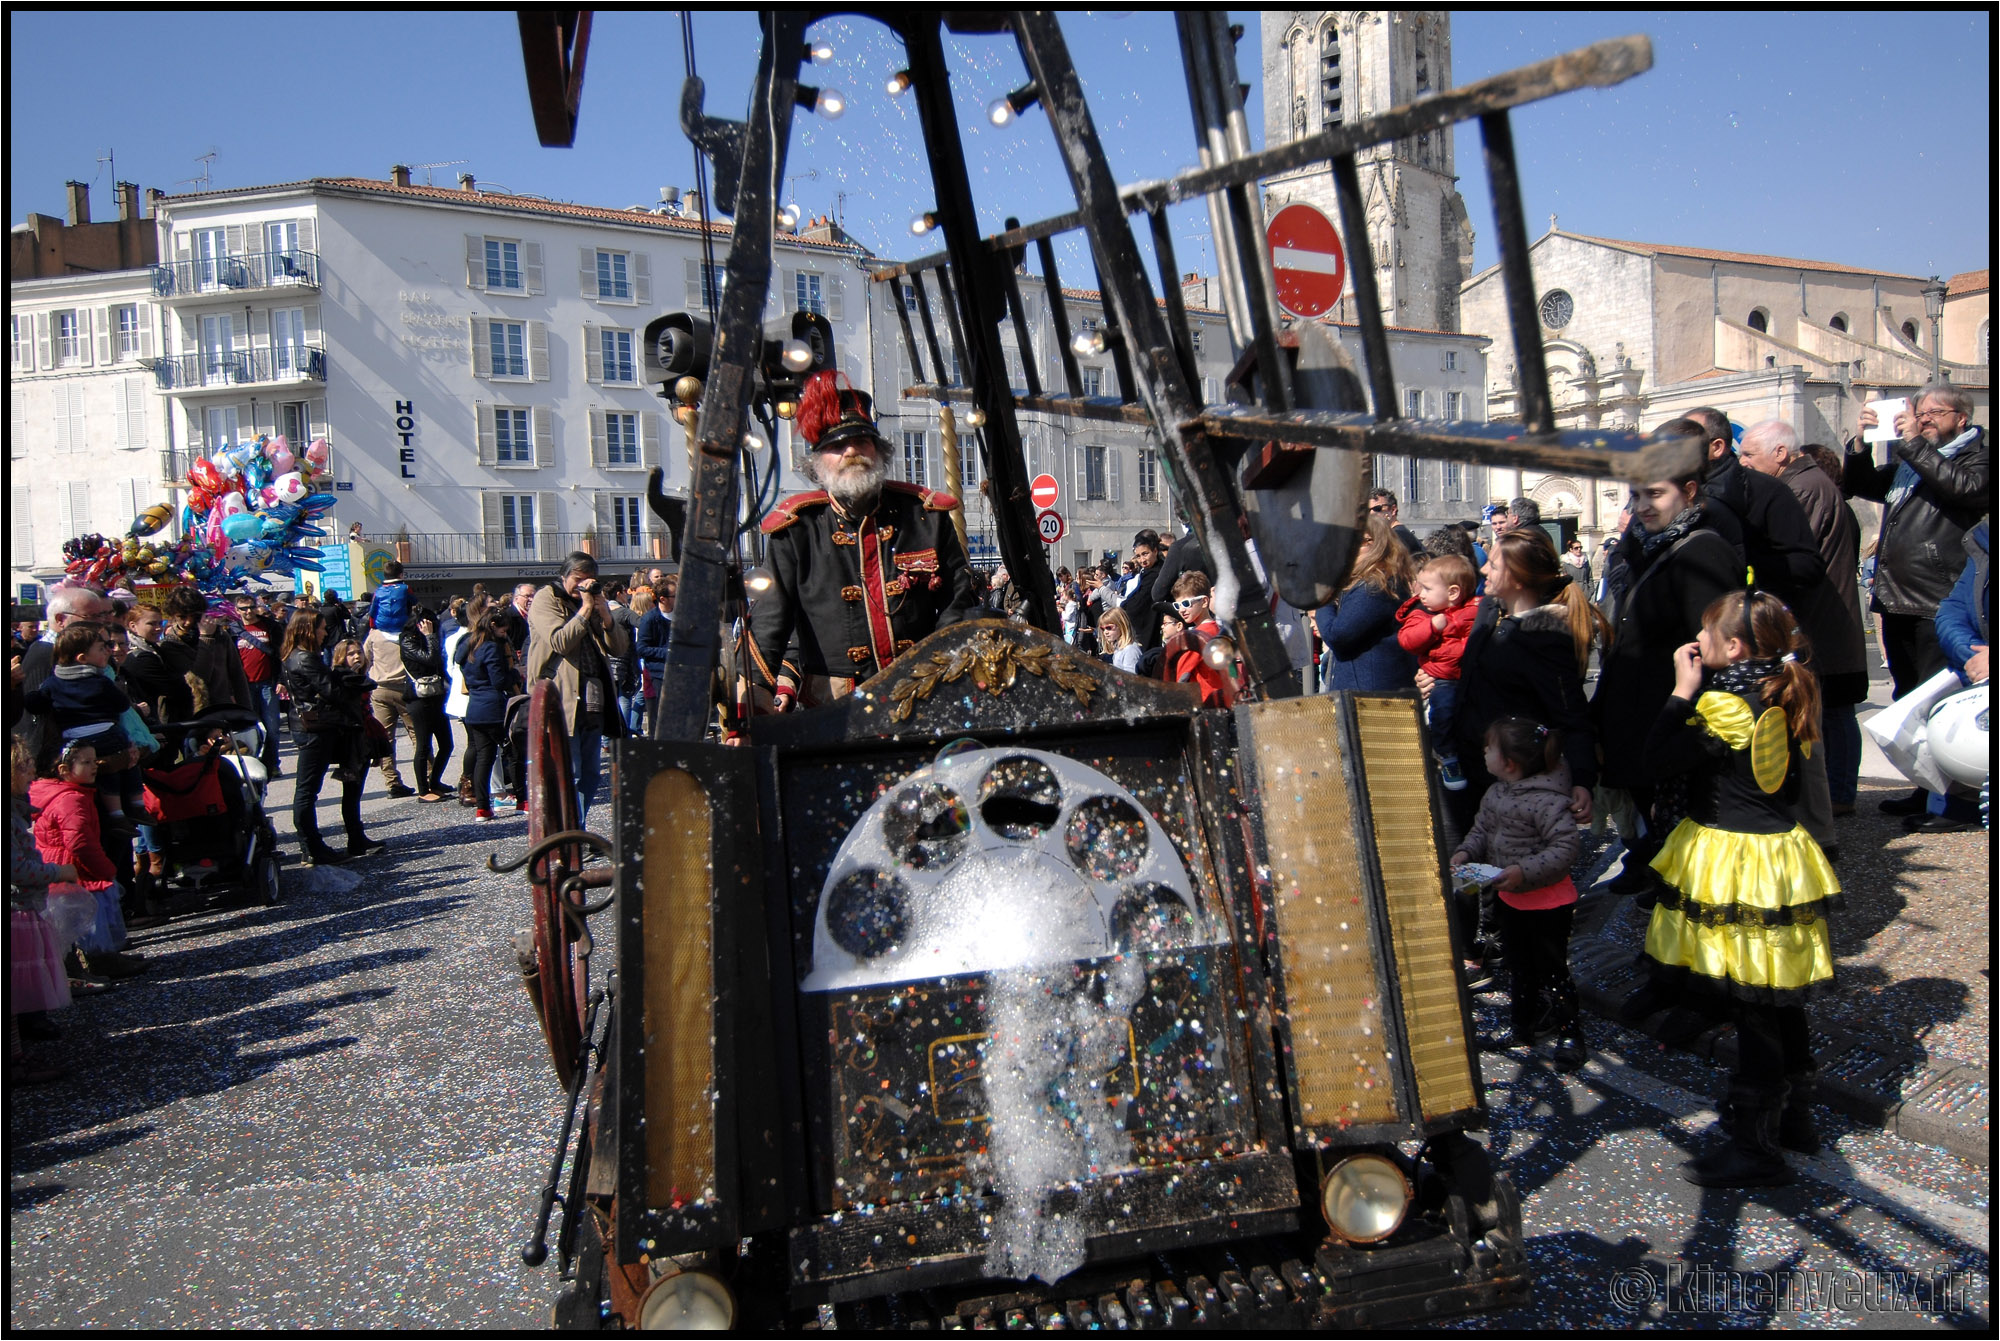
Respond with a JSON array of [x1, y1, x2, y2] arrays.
[[776, 203, 800, 230], [808, 40, 834, 63], [674, 375, 704, 406], [746, 566, 776, 594], [1072, 328, 1106, 358], [781, 339, 814, 372], [987, 96, 1015, 127], [910, 212, 937, 236], [885, 69, 912, 96], [966, 407, 988, 427], [816, 88, 846, 119], [775, 401, 798, 420]]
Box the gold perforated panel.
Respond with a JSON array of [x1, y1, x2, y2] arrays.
[[1349, 697, 1478, 1120], [643, 767, 717, 1208], [1245, 697, 1401, 1132]]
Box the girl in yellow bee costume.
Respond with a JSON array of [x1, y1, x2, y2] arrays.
[[1644, 590, 1839, 1188]]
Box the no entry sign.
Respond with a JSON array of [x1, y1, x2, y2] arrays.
[[1029, 473, 1060, 510], [1267, 203, 1346, 319], [1036, 509, 1066, 545]]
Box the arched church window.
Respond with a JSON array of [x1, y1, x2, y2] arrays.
[[1901, 320, 1920, 345], [1320, 23, 1343, 126], [1747, 309, 1769, 333], [1539, 289, 1574, 330], [1828, 313, 1849, 334]]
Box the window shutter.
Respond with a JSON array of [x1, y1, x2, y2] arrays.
[[249, 307, 271, 353], [580, 247, 598, 298], [137, 310, 153, 360], [174, 233, 192, 266], [74, 309, 94, 368], [1072, 442, 1087, 500], [470, 317, 491, 377], [53, 386, 72, 454], [583, 323, 603, 384], [466, 235, 486, 289], [778, 268, 795, 312], [224, 223, 246, 259], [538, 490, 561, 558], [9, 391, 25, 458], [58, 482, 75, 537], [826, 274, 845, 321], [481, 491, 502, 557], [476, 403, 497, 466], [589, 407, 607, 466], [523, 241, 545, 295], [185, 405, 205, 452], [632, 251, 652, 304], [119, 478, 141, 528], [35, 311, 52, 367], [11, 489, 32, 559], [124, 378, 148, 450], [594, 490, 612, 537], [112, 378, 130, 449], [928, 435, 942, 491], [533, 405, 554, 467], [297, 216, 316, 256], [685, 257, 704, 307], [1108, 445, 1122, 503], [303, 303, 321, 346], [529, 321, 549, 381], [641, 411, 661, 469], [97, 306, 115, 363], [68, 482, 91, 537]]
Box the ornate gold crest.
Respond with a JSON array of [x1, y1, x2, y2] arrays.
[[887, 627, 1098, 722]]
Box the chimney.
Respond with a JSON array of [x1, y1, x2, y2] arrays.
[[65, 180, 90, 226], [116, 181, 142, 220], [146, 187, 166, 215], [681, 189, 702, 221], [390, 164, 412, 187], [458, 172, 477, 192]]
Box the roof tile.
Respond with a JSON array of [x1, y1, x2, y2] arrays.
[[1555, 229, 1922, 280]]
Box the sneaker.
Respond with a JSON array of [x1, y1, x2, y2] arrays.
[[1438, 756, 1467, 791], [473, 808, 494, 823], [385, 783, 418, 799]]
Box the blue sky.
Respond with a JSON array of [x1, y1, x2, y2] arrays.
[[10, 10, 1990, 290]]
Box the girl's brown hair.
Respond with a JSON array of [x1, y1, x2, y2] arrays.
[[1344, 513, 1415, 596], [1700, 590, 1821, 742], [1486, 715, 1562, 778], [279, 610, 325, 660], [1492, 528, 1611, 675], [330, 638, 364, 669]]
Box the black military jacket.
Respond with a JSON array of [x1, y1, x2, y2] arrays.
[[747, 481, 978, 696]]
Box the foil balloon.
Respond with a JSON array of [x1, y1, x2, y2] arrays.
[[130, 503, 174, 537], [269, 444, 296, 475], [305, 438, 330, 468], [221, 513, 265, 542], [271, 472, 308, 506], [189, 457, 226, 494], [265, 434, 290, 459], [214, 491, 249, 518]]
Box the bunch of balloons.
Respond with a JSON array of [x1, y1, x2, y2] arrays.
[[63, 433, 338, 595]]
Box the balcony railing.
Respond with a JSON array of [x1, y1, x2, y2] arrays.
[[152, 249, 321, 299], [352, 532, 667, 568], [149, 347, 326, 393]]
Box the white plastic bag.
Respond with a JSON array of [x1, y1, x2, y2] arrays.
[[1863, 668, 1963, 793], [43, 881, 98, 950]]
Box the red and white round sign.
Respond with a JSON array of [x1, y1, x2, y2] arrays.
[[1267, 203, 1346, 319], [1035, 509, 1066, 545], [1029, 473, 1060, 510]]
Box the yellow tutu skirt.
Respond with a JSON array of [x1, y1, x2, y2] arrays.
[[1644, 819, 1839, 1002]]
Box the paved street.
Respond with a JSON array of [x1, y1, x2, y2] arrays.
[[9, 710, 1990, 1330]]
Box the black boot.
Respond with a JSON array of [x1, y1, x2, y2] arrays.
[[1548, 980, 1586, 1073], [1684, 1081, 1792, 1188], [1778, 1070, 1822, 1156]]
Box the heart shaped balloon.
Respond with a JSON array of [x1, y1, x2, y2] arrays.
[[305, 438, 330, 467], [214, 491, 249, 518]]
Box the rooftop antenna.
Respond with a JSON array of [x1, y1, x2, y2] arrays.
[[409, 158, 469, 187], [177, 148, 218, 192], [96, 147, 115, 186]]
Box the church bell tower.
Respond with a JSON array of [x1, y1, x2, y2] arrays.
[[1261, 11, 1476, 332]]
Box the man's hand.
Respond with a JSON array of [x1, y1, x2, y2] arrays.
[[1857, 404, 1878, 440], [1893, 406, 1918, 441], [1967, 644, 1989, 684], [1571, 786, 1593, 825]]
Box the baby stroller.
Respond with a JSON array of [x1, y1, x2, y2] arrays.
[[140, 705, 283, 908]]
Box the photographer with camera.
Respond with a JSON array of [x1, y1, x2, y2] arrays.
[[526, 553, 631, 822]]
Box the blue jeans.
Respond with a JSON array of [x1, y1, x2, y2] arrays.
[[1426, 678, 1461, 761], [249, 682, 284, 771], [616, 690, 645, 737], [1820, 701, 1861, 807], [569, 724, 604, 824]]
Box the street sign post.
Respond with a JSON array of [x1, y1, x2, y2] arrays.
[[1266, 203, 1346, 320], [1029, 473, 1060, 510], [1035, 509, 1066, 545]]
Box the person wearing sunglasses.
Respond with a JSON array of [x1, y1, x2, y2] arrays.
[[1845, 384, 1989, 827], [1368, 488, 1423, 557], [1158, 571, 1234, 707]]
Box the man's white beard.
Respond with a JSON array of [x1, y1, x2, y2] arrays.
[[824, 455, 885, 514]]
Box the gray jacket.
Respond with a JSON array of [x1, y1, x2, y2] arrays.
[[1457, 761, 1580, 892]]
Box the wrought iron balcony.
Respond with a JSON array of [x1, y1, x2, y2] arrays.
[[148, 347, 327, 393], [351, 531, 666, 568], [152, 249, 321, 300]]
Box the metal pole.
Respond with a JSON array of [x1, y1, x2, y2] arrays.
[[938, 405, 970, 552]]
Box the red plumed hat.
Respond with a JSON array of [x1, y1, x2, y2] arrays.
[[795, 370, 880, 451]]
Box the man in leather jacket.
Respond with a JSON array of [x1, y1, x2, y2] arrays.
[[746, 372, 976, 712]]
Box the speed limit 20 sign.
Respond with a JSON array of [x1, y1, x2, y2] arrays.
[[1035, 509, 1066, 545]]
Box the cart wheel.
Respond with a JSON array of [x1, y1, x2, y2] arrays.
[[254, 850, 283, 907], [525, 681, 588, 1084]]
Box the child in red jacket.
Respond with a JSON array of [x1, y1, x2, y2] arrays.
[[1163, 571, 1235, 707], [1397, 554, 1480, 789], [29, 741, 146, 979]]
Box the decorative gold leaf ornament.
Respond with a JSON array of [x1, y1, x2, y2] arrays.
[[887, 629, 1098, 722]]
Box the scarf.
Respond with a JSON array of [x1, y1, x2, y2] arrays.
[[1636, 504, 1704, 556], [1709, 657, 1780, 697], [1886, 426, 1977, 512]]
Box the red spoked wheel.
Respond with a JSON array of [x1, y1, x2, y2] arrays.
[[524, 680, 588, 1084]]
